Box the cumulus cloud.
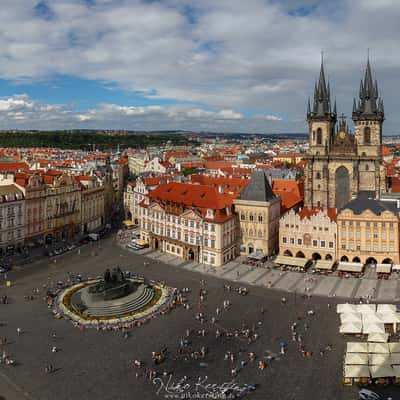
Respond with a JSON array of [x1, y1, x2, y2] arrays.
[[0, 1, 398, 131]]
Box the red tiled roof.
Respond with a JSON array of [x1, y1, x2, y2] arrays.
[[391, 177, 400, 193], [298, 207, 337, 222], [0, 162, 29, 172], [272, 180, 303, 213], [382, 146, 391, 157], [146, 182, 235, 222], [190, 174, 248, 197]]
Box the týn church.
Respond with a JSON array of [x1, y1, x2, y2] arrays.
[[279, 57, 400, 267]]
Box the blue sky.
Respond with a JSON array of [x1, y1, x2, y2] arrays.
[[0, 0, 398, 132]]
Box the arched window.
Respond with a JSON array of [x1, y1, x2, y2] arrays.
[[249, 229, 253, 237], [240, 213, 245, 221], [316, 128, 322, 145], [364, 127, 371, 144], [249, 213, 254, 222], [258, 214, 263, 223], [316, 172, 321, 180], [258, 230, 263, 238], [365, 164, 369, 171]]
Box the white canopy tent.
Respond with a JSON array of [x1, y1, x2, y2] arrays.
[[340, 313, 362, 324], [273, 256, 309, 269], [376, 264, 392, 274], [337, 262, 364, 273], [356, 304, 377, 314], [389, 343, 400, 353], [337, 304, 358, 314], [313, 259, 335, 271], [340, 322, 363, 334], [344, 365, 370, 378], [390, 353, 400, 365], [377, 304, 397, 314], [347, 342, 368, 353], [363, 323, 386, 334], [367, 333, 389, 343], [344, 353, 368, 365], [369, 353, 391, 365], [369, 365, 394, 379], [368, 342, 390, 354]]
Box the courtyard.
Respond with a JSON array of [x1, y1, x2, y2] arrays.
[[0, 235, 399, 400]]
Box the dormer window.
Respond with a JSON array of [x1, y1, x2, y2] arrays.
[[206, 209, 214, 218]]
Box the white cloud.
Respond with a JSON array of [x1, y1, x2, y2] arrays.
[[0, 1, 398, 131]]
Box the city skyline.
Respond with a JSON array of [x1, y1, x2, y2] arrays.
[[0, 1, 399, 132]]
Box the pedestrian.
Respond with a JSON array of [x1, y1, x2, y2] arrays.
[[16, 328, 21, 336]]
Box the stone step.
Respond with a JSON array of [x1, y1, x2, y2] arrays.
[[83, 288, 155, 317]]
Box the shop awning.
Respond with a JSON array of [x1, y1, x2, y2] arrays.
[[347, 342, 368, 353], [337, 262, 364, 273], [392, 264, 400, 271], [369, 365, 394, 378], [273, 255, 308, 269], [123, 220, 135, 227], [344, 365, 370, 378], [313, 259, 335, 271], [344, 353, 368, 365], [376, 263, 392, 274]]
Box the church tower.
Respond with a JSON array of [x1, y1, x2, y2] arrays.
[[352, 58, 385, 196], [307, 56, 337, 156], [352, 58, 384, 157]]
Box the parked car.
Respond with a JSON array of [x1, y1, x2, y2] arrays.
[[126, 243, 139, 250], [79, 239, 89, 245], [359, 389, 381, 400], [88, 233, 100, 241]]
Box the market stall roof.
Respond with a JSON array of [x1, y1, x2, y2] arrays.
[[390, 353, 400, 365], [340, 322, 362, 334], [337, 262, 364, 273], [376, 263, 392, 274], [340, 313, 362, 324], [344, 365, 370, 378], [368, 342, 390, 354], [367, 333, 389, 343], [369, 365, 394, 378], [248, 252, 265, 260], [344, 353, 369, 365], [369, 353, 391, 365], [392, 264, 400, 271], [363, 323, 386, 334], [362, 313, 384, 324], [393, 365, 400, 377], [377, 304, 397, 314], [356, 304, 377, 314], [389, 343, 400, 353], [337, 304, 358, 314], [313, 259, 334, 271], [377, 312, 400, 324], [273, 256, 308, 268], [347, 342, 368, 353]]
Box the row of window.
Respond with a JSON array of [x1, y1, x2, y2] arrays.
[[284, 223, 330, 232], [282, 237, 334, 249], [240, 214, 263, 223], [341, 231, 394, 240], [341, 243, 395, 252], [340, 221, 395, 228]]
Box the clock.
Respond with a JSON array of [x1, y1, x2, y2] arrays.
[[339, 131, 346, 139]]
